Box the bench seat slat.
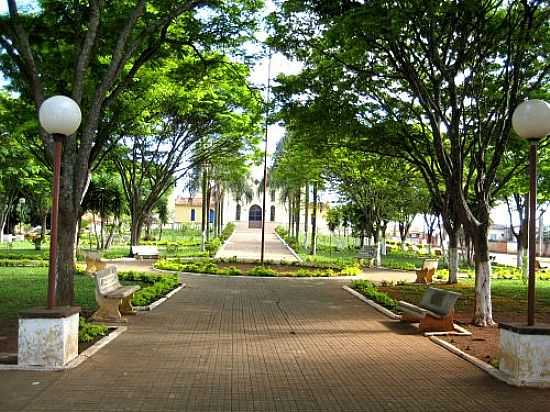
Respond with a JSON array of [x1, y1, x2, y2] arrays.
[[105, 285, 140, 298]]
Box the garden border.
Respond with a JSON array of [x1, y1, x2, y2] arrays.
[[342, 285, 401, 320], [213, 227, 237, 259], [273, 231, 303, 262], [0, 326, 127, 371], [134, 283, 185, 311], [427, 336, 532, 387], [342, 283, 527, 387]]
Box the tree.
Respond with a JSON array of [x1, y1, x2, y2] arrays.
[[113, 54, 261, 248], [271, 0, 550, 326], [81, 172, 126, 250], [0, 0, 262, 304]]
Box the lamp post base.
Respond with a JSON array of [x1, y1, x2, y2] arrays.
[[18, 306, 80, 368], [499, 322, 550, 387]]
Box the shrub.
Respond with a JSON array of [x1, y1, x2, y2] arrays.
[[0, 259, 48, 267], [117, 271, 180, 307], [79, 318, 108, 343], [206, 238, 222, 256], [221, 223, 236, 242], [350, 280, 399, 311], [340, 266, 361, 276], [248, 266, 277, 277]]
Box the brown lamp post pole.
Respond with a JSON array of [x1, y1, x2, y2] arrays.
[[39, 96, 82, 309], [260, 52, 272, 264], [512, 99, 550, 326]]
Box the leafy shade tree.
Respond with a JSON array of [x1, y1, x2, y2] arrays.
[[81, 172, 126, 250], [270, 131, 324, 253], [0, 0, 262, 305], [0, 92, 48, 241], [113, 55, 261, 248], [271, 0, 550, 325]]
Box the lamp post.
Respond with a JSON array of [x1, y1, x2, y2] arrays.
[[38, 96, 82, 309], [260, 51, 272, 264], [512, 99, 550, 326]]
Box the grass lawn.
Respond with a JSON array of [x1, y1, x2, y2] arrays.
[[378, 279, 550, 318], [0, 267, 97, 321]]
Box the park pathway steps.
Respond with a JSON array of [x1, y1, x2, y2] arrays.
[[1, 276, 548, 411]]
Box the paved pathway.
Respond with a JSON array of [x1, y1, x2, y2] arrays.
[[1, 276, 549, 411], [216, 222, 298, 262]]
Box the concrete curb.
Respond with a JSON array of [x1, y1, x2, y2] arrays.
[[134, 284, 185, 312], [342, 285, 401, 320], [431, 336, 550, 388], [273, 231, 303, 262], [214, 227, 237, 259], [0, 326, 127, 371]]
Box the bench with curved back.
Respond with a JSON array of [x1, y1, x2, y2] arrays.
[[399, 287, 462, 332], [90, 267, 140, 323]]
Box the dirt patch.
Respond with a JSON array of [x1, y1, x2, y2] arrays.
[[440, 312, 550, 367]]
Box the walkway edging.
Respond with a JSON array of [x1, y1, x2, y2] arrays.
[[0, 326, 127, 371], [427, 336, 549, 388], [274, 231, 303, 262], [214, 226, 237, 259], [134, 284, 186, 312], [342, 285, 401, 320]]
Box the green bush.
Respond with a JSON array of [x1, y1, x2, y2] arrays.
[[206, 238, 222, 256], [117, 271, 180, 307], [248, 266, 277, 276], [79, 318, 108, 343], [221, 223, 236, 241], [340, 266, 362, 276], [350, 280, 399, 311], [0, 259, 49, 267]]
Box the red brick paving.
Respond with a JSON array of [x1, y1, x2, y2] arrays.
[[0, 275, 548, 411]]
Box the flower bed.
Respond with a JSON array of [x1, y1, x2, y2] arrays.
[[117, 271, 180, 307], [155, 259, 362, 278]]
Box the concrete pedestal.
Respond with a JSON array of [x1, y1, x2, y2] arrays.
[[18, 306, 80, 368], [499, 322, 550, 387]]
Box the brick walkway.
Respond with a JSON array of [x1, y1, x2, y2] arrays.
[[216, 222, 298, 262], [1, 276, 548, 411]]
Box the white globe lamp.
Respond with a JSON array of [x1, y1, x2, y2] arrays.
[[512, 99, 550, 140], [38, 95, 81, 136]]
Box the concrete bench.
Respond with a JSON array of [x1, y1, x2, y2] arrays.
[[131, 245, 160, 260], [415, 259, 438, 283], [84, 251, 106, 275], [356, 245, 377, 267], [90, 267, 140, 323], [399, 287, 461, 332]]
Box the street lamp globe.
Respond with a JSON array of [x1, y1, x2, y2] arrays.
[[38, 95, 82, 136], [512, 99, 550, 140]]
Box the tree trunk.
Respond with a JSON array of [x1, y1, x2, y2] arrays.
[[303, 182, 309, 250], [130, 213, 144, 248], [374, 225, 382, 266], [471, 227, 495, 326], [200, 166, 207, 251], [288, 197, 292, 234], [55, 198, 80, 305], [296, 189, 302, 240], [447, 232, 459, 284], [310, 182, 318, 255]]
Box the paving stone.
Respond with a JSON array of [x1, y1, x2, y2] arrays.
[[1, 276, 549, 411]]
